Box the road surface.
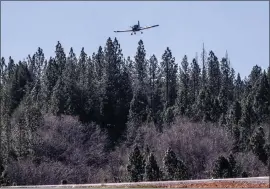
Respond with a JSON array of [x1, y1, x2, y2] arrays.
[[2, 176, 269, 188]]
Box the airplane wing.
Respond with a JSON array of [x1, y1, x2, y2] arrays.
[[140, 25, 159, 30], [114, 29, 133, 33]]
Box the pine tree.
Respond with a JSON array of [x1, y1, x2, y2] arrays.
[[93, 46, 105, 82], [148, 55, 163, 125], [77, 48, 94, 122], [135, 40, 148, 88], [212, 156, 230, 178], [219, 55, 232, 115], [115, 58, 133, 142], [126, 56, 136, 90], [190, 58, 201, 105], [194, 87, 212, 122], [211, 97, 221, 122], [100, 37, 125, 147], [207, 51, 221, 97], [201, 43, 207, 87], [239, 98, 257, 145], [129, 87, 149, 124], [127, 145, 146, 182], [54, 41, 66, 76], [174, 158, 189, 180], [248, 65, 262, 88], [42, 57, 59, 111], [0, 58, 6, 162], [249, 126, 268, 165], [253, 71, 270, 122], [84, 55, 100, 123], [129, 40, 149, 124], [232, 125, 242, 153], [161, 47, 178, 109], [62, 47, 79, 115], [50, 75, 66, 116], [234, 73, 243, 100], [230, 100, 242, 126], [163, 147, 178, 180], [178, 55, 190, 115], [145, 152, 161, 181], [228, 67, 235, 102], [218, 87, 228, 116], [228, 154, 239, 178], [28, 47, 45, 85]]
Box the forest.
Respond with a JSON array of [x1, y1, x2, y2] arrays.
[[0, 38, 269, 186]]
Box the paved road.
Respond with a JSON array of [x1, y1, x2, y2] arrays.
[[3, 176, 269, 188]]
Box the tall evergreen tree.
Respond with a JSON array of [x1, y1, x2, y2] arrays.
[[201, 43, 207, 87], [135, 40, 148, 88], [129, 40, 149, 124], [230, 100, 242, 126], [93, 46, 105, 82], [50, 75, 66, 116], [212, 156, 230, 178], [234, 73, 243, 100], [190, 58, 201, 105], [177, 55, 190, 115], [100, 38, 122, 146], [207, 51, 221, 97], [248, 65, 262, 88], [253, 71, 270, 122], [161, 48, 178, 109], [228, 154, 240, 178], [42, 57, 58, 111], [62, 47, 78, 115], [249, 126, 268, 165], [239, 98, 257, 147], [127, 145, 146, 182], [148, 55, 163, 125], [163, 147, 187, 180], [145, 152, 161, 181], [54, 41, 66, 76]]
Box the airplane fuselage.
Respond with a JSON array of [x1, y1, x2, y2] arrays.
[[132, 25, 140, 31], [131, 21, 141, 33]]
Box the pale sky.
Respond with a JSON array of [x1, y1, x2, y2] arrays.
[[1, 1, 269, 78]]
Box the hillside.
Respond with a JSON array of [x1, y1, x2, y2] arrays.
[[0, 39, 269, 186]]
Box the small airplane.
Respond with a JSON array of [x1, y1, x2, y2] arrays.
[[114, 21, 159, 35]]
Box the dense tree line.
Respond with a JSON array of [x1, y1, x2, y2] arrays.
[[0, 38, 269, 185]]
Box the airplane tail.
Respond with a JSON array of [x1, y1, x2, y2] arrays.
[[138, 21, 140, 27]]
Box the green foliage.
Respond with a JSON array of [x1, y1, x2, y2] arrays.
[[135, 40, 148, 87], [145, 153, 161, 181], [212, 156, 230, 178], [228, 154, 240, 178], [207, 51, 221, 97], [234, 73, 243, 101], [253, 71, 270, 122], [127, 145, 146, 182], [163, 147, 178, 180], [161, 47, 178, 109], [189, 58, 201, 105], [163, 147, 188, 180], [249, 126, 268, 165], [213, 154, 241, 179], [178, 55, 189, 115]]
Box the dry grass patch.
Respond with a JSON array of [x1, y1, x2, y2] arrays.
[[164, 181, 269, 188]]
